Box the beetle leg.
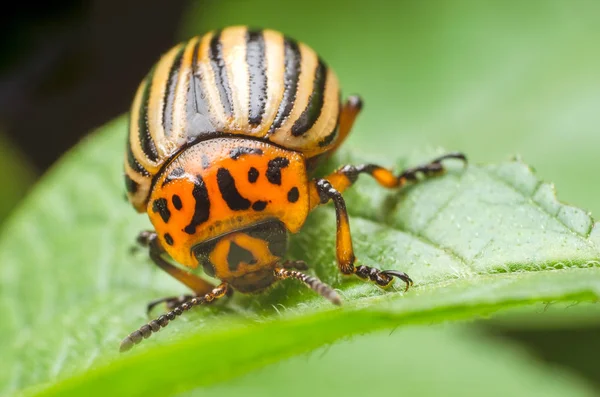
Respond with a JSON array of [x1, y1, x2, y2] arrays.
[[137, 231, 217, 313], [120, 283, 229, 352], [306, 154, 466, 287], [351, 152, 467, 189], [308, 153, 467, 210], [312, 179, 413, 290]]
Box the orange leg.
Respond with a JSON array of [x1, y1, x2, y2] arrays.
[[137, 231, 217, 313], [309, 153, 467, 289], [309, 153, 467, 210]]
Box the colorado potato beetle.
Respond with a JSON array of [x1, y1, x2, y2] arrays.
[[121, 26, 466, 351]]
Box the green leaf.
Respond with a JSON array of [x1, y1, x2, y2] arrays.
[[182, 325, 598, 397], [1, 117, 599, 397], [3, 1, 600, 395]]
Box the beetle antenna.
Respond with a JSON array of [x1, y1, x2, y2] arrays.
[[119, 283, 228, 352], [274, 267, 341, 305]]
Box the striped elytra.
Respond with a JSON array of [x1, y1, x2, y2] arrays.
[[125, 26, 341, 212]]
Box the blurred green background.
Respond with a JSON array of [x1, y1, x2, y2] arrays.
[[1, 0, 599, 395]]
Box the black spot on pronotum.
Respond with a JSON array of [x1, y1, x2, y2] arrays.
[[172, 194, 183, 210], [252, 200, 268, 211], [227, 241, 257, 271], [164, 233, 174, 246], [217, 168, 251, 210], [162, 166, 185, 187], [266, 157, 290, 185], [229, 147, 263, 160], [287, 187, 299, 203], [248, 167, 259, 183], [152, 198, 171, 223], [184, 175, 210, 234]]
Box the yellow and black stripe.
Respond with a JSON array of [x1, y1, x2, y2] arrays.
[[125, 26, 341, 212]]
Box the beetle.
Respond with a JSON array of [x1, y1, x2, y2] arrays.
[[120, 26, 466, 351]]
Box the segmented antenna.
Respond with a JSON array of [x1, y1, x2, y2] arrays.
[[274, 267, 341, 305], [119, 283, 228, 352]]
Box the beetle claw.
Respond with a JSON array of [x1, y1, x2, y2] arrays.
[[381, 270, 413, 292]]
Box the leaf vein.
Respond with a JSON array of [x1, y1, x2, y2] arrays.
[[484, 166, 594, 241]]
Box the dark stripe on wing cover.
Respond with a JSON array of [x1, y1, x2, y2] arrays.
[[138, 68, 160, 162], [184, 174, 211, 234], [318, 96, 341, 148], [209, 30, 234, 117], [246, 29, 267, 126], [318, 125, 338, 147], [126, 143, 150, 177], [124, 174, 139, 194], [269, 38, 301, 133], [291, 59, 327, 136], [162, 44, 185, 137]]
